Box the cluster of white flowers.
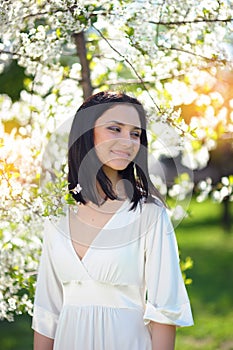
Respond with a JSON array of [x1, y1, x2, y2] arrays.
[[16, 27, 62, 73], [0, 121, 44, 321], [169, 205, 189, 223], [0, 0, 118, 76], [212, 176, 233, 202], [0, 63, 85, 317], [108, 0, 233, 85], [197, 176, 233, 203], [168, 172, 194, 225], [150, 174, 167, 197], [0, 0, 232, 83], [196, 177, 213, 202], [0, 64, 83, 128], [0, 100, 75, 320], [182, 91, 233, 170], [149, 120, 183, 158], [169, 174, 194, 201]]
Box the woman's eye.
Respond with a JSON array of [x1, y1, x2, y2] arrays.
[[107, 126, 121, 132], [131, 131, 141, 138]]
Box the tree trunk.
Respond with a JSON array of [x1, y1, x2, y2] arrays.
[[222, 196, 231, 233], [73, 31, 93, 100]]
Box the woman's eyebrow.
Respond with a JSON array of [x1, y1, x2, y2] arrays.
[[105, 120, 141, 130]]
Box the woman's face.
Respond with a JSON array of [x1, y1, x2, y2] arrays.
[[94, 104, 141, 172]]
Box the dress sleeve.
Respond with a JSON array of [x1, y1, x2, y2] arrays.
[[32, 218, 63, 339], [143, 206, 194, 327]]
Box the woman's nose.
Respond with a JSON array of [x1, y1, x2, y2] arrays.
[[117, 132, 133, 147]]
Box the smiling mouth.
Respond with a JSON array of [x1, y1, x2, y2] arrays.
[[111, 150, 131, 158]]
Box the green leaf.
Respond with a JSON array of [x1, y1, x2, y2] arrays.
[[56, 28, 61, 38], [125, 26, 134, 37], [190, 128, 198, 138], [228, 175, 233, 186]]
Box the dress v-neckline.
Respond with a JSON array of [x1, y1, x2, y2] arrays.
[[67, 199, 129, 263]]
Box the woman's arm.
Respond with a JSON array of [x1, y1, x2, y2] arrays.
[[34, 331, 54, 350], [150, 322, 176, 350]]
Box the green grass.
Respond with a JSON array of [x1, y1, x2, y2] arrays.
[[0, 315, 33, 350], [0, 199, 232, 350], [176, 199, 233, 350]]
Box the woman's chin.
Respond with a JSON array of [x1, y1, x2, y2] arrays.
[[104, 159, 131, 171]]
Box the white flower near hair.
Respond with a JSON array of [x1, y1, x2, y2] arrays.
[[71, 183, 82, 194]]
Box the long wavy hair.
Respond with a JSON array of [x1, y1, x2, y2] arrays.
[[68, 91, 165, 210]]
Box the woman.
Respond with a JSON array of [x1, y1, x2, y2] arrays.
[[32, 91, 193, 350]]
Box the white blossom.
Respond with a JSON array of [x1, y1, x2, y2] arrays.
[[150, 175, 167, 196]]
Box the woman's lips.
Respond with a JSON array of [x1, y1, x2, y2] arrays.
[[111, 150, 130, 158]]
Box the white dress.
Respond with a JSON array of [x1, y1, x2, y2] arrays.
[[32, 199, 193, 349]]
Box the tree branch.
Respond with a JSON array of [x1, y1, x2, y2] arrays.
[[159, 45, 229, 63], [23, 11, 49, 20], [150, 17, 233, 26], [92, 24, 161, 112], [93, 72, 188, 88], [0, 49, 18, 57], [22, 9, 233, 26], [22, 7, 107, 21]]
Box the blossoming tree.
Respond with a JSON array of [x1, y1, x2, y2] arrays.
[[0, 0, 233, 321]]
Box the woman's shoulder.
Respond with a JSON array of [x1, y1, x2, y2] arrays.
[[140, 196, 174, 238], [42, 205, 69, 239], [136, 195, 167, 227], [141, 195, 166, 212]]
